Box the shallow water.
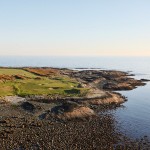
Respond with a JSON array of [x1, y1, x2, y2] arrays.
[[0, 56, 150, 139], [115, 77, 150, 139]]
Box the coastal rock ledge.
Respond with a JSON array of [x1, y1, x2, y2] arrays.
[[42, 101, 96, 121]]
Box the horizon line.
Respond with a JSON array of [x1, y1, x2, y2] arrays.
[[0, 55, 150, 57]]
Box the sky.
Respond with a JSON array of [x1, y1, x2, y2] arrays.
[[0, 0, 150, 56]]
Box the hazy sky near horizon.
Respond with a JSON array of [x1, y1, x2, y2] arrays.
[[0, 0, 150, 56]]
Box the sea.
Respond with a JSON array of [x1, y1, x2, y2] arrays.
[[0, 56, 150, 139]]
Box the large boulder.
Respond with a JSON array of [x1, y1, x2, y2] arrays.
[[50, 101, 96, 120]]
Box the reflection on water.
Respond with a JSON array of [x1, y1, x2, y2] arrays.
[[115, 76, 150, 139]]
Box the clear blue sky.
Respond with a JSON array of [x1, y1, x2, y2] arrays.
[[0, 0, 150, 56]]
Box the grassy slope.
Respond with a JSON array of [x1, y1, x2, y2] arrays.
[[0, 68, 37, 78], [0, 68, 88, 97]]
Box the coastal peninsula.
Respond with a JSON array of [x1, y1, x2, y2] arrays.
[[0, 67, 148, 149]]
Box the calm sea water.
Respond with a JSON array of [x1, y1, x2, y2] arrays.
[[0, 56, 150, 139]]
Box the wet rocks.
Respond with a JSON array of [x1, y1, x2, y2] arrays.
[[102, 79, 146, 91], [67, 69, 146, 91], [141, 79, 150, 82], [21, 102, 35, 112]]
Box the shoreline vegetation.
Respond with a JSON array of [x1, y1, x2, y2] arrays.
[[0, 67, 150, 149]]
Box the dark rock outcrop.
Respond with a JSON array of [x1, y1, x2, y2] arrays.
[[21, 102, 35, 112]]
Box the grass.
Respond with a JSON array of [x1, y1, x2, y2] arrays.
[[0, 68, 88, 97], [24, 68, 59, 76], [0, 68, 37, 78], [0, 83, 14, 96]]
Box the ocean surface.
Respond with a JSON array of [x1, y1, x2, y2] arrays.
[[0, 56, 150, 139]]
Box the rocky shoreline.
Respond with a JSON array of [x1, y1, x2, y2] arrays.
[[0, 68, 149, 149]]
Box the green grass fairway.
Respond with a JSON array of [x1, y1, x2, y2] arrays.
[[0, 68, 88, 97], [0, 68, 37, 78]]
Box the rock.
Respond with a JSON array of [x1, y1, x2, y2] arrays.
[[42, 101, 96, 120], [21, 102, 35, 112], [63, 106, 95, 120], [103, 82, 133, 90], [88, 93, 125, 105], [0, 120, 7, 124], [141, 79, 150, 82], [4, 96, 26, 104]]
